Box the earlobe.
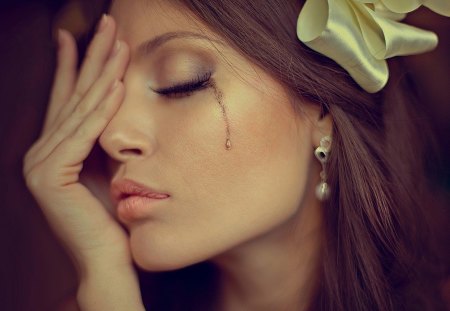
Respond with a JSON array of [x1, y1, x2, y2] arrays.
[[312, 113, 333, 148]]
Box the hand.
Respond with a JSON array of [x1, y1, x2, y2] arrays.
[[23, 15, 131, 277]]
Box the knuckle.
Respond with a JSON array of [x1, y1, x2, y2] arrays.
[[23, 149, 33, 165], [28, 138, 42, 150], [24, 166, 46, 191], [71, 89, 85, 104], [22, 154, 33, 174], [58, 117, 79, 138], [93, 110, 110, 124], [22, 145, 40, 172], [73, 123, 88, 138], [74, 101, 90, 116], [25, 162, 63, 195], [51, 129, 66, 144]]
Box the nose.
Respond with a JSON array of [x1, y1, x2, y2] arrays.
[[99, 100, 156, 162]]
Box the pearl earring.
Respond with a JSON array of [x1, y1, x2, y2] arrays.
[[314, 136, 332, 201]]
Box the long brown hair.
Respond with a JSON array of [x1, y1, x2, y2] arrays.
[[130, 1, 447, 310]]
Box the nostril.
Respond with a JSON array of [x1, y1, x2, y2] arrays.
[[119, 148, 143, 156]]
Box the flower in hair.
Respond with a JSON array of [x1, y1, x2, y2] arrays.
[[296, 0, 450, 93]]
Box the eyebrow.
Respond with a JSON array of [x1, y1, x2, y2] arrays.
[[137, 31, 226, 56]]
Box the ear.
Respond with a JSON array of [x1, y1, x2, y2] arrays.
[[311, 113, 333, 148]]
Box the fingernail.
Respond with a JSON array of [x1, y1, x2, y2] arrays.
[[112, 40, 122, 56], [97, 14, 109, 32]]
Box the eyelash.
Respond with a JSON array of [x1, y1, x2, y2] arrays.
[[154, 71, 213, 98]]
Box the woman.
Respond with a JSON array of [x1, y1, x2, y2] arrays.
[[22, 0, 448, 310]]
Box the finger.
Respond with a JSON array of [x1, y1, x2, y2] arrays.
[[56, 15, 117, 122], [64, 40, 128, 130], [43, 29, 78, 134], [49, 15, 117, 132], [24, 76, 116, 176], [24, 41, 129, 173], [24, 80, 124, 176], [48, 81, 124, 172], [71, 15, 117, 107]]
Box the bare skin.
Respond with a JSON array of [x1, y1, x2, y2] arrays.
[[214, 183, 324, 311], [24, 1, 333, 310], [23, 16, 145, 310]]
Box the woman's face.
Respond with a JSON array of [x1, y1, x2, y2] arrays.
[[101, 0, 324, 271]]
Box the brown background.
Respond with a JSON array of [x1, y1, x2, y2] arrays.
[[0, 1, 449, 310]]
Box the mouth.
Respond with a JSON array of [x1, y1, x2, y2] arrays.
[[110, 179, 170, 222]]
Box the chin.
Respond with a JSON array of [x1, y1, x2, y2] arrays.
[[132, 252, 191, 272], [131, 249, 201, 272], [129, 228, 212, 272]]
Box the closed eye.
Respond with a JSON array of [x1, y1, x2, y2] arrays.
[[152, 71, 212, 98]]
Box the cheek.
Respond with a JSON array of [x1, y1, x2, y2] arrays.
[[168, 84, 312, 227], [129, 84, 313, 271], [224, 90, 312, 213]]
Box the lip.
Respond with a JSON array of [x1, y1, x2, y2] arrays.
[[110, 179, 170, 222]]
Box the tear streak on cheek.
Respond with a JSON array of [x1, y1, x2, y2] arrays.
[[210, 81, 232, 151]]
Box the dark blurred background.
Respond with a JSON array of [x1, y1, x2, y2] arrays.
[[0, 1, 449, 310]]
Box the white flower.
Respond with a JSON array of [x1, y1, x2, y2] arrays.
[[296, 0, 450, 92]]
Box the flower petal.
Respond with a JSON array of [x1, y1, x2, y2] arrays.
[[425, 0, 450, 16], [381, 0, 450, 16], [297, 0, 388, 92], [380, 0, 423, 13], [355, 2, 438, 59]]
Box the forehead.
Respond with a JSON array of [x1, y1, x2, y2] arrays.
[[109, 0, 218, 46], [108, 0, 285, 98]]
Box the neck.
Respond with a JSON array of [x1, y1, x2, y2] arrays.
[[211, 193, 323, 311]]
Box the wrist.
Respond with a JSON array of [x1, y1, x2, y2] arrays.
[[77, 264, 145, 311], [76, 255, 134, 281], [68, 244, 133, 281]]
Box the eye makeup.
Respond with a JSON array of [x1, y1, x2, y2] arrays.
[[152, 72, 212, 98], [146, 48, 232, 150], [149, 46, 216, 84], [150, 75, 232, 150]]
